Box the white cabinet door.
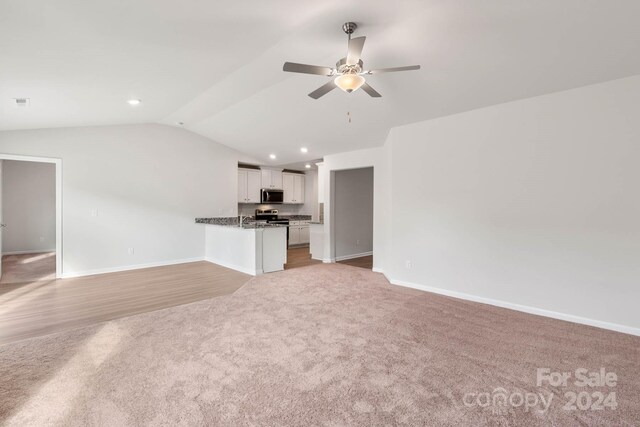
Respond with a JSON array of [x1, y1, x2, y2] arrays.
[[261, 169, 271, 189], [299, 226, 310, 244], [282, 173, 295, 204], [283, 173, 304, 204], [289, 226, 300, 245], [293, 175, 305, 204], [246, 170, 262, 203], [261, 170, 283, 189], [238, 169, 248, 203], [271, 171, 283, 189]]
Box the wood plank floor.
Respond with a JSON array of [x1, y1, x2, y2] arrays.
[[1, 249, 371, 345], [284, 246, 322, 270], [0, 260, 250, 345], [337, 255, 373, 269], [0, 252, 56, 285], [285, 246, 373, 270]]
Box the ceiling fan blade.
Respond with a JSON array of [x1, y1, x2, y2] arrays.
[[364, 65, 421, 74], [308, 81, 337, 99], [360, 82, 382, 98], [283, 62, 334, 76], [346, 36, 366, 65]]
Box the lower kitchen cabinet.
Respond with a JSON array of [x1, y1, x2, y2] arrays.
[[289, 221, 310, 245], [299, 225, 310, 244]]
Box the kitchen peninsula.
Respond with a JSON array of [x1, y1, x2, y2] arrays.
[[197, 218, 287, 275]]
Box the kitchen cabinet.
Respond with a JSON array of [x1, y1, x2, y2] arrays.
[[299, 224, 310, 244], [289, 220, 310, 245], [238, 168, 261, 203], [261, 169, 283, 189], [282, 173, 305, 204]]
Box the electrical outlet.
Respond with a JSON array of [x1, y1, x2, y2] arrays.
[[91, 208, 98, 217], [39, 236, 45, 242], [356, 239, 360, 246], [127, 247, 135, 255], [405, 260, 412, 269]]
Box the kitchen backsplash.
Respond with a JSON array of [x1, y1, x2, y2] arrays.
[[238, 203, 312, 218]]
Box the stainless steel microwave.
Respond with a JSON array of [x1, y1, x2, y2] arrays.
[[261, 188, 284, 204]]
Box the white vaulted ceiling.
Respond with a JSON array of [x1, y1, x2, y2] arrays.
[[2, 0, 640, 164]]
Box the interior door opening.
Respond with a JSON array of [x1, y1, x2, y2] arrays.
[[331, 167, 374, 270], [0, 155, 62, 283]]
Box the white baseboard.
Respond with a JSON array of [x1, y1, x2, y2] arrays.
[[204, 257, 257, 276], [372, 267, 385, 274], [389, 277, 640, 337], [334, 251, 373, 262], [61, 257, 205, 279], [322, 258, 334, 263], [2, 249, 56, 256]]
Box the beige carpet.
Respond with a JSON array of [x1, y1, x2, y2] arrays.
[[1, 264, 639, 426]]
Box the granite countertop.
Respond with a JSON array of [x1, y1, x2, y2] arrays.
[[309, 221, 324, 225], [195, 217, 286, 229], [196, 215, 313, 227], [279, 215, 312, 221]]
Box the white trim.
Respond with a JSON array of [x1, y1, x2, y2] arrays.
[[0, 153, 63, 279], [61, 257, 205, 278], [334, 251, 373, 262], [204, 257, 258, 276], [2, 249, 56, 255], [372, 267, 385, 274], [388, 277, 640, 337], [322, 258, 334, 263]]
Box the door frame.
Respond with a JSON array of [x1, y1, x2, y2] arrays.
[[0, 153, 63, 278]]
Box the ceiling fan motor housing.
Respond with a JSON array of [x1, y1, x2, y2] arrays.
[[336, 58, 363, 75], [342, 22, 357, 35]]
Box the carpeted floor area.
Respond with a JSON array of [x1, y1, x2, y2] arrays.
[[1, 264, 639, 426]]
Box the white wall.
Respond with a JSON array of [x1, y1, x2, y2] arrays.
[[386, 75, 640, 333], [0, 124, 243, 276], [333, 167, 373, 259], [2, 161, 56, 254]]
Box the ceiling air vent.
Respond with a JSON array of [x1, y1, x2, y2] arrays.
[[13, 98, 30, 107]]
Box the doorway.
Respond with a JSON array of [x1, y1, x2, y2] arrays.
[[0, 155, 62, 283], [332, 167, 374, 270]]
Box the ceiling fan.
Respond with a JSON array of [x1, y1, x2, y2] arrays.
[[283, 22, 420, 99]]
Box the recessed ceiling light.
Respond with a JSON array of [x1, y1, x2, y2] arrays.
[[300, 147, 308, 153], [127, 99, 142, 106], [269, 154, 276, 159], [305, 164, 311, 169]]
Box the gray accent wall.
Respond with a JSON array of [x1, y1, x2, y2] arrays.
[[2, 160, 56, 254], [333, 167, 373, 259]]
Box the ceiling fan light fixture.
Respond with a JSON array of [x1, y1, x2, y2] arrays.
[[334, 73, 365, 93]]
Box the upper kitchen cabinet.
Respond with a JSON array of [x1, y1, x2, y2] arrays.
[[238, 168, 261, 203], [283, 172, 305, 204], [261, 169, 283, 189]]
